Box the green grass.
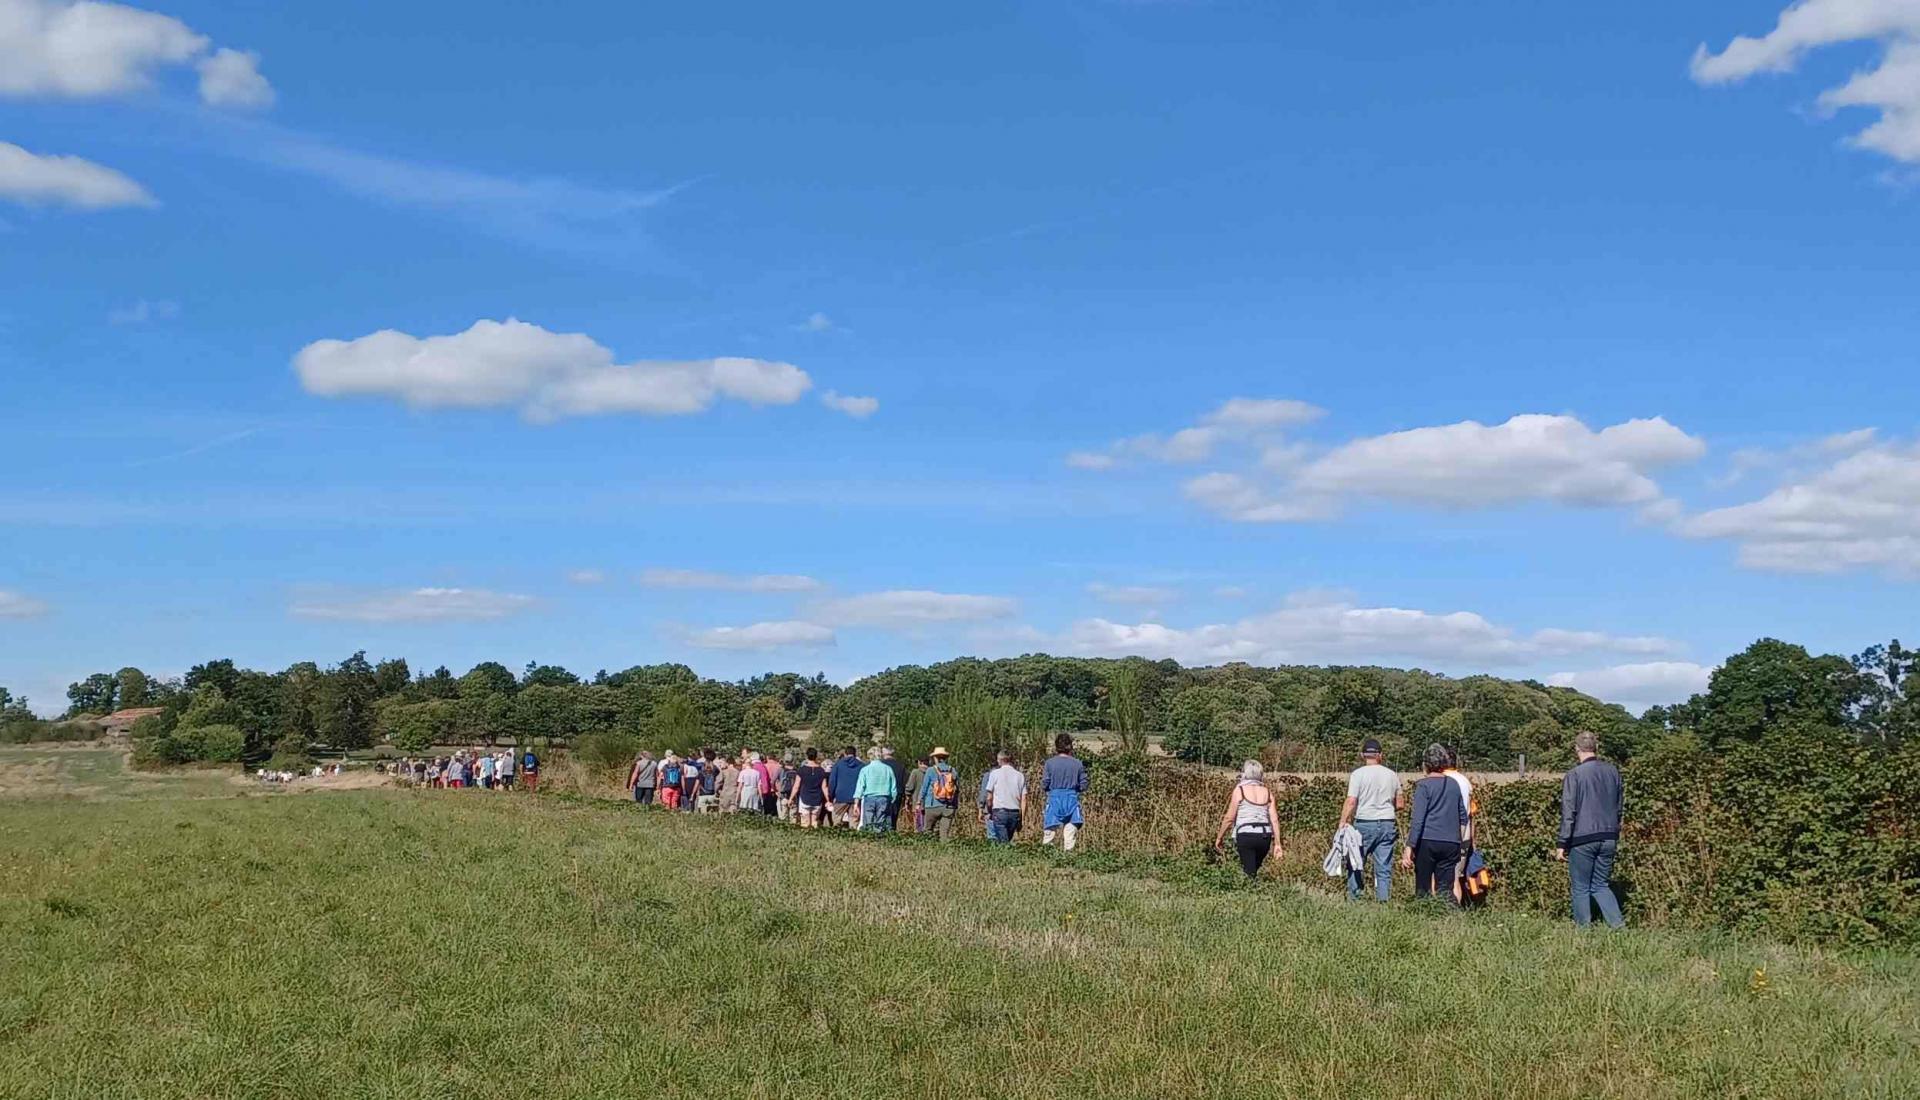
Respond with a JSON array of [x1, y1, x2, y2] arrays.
[[2, 784, 1917, 1099], [0, 744, 243, 802]]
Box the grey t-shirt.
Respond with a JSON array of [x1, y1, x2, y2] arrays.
[[983, 765, 1027, 810], [1346, 763, 1399, 821]]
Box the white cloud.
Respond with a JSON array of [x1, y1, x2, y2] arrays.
[[293, 319, 817, 422], [565, 569, 606, 585], [820, 390, 879, 419], [1069, 396, 1325, 470], [1548, 662, 1716, 713], [1297, 415, 1703, 508], [0, 589, 50, 618], [639, 568, 821, 593], [196, 46, 271, 109], [1065, 450, 1117, 471], [683, 620, 835, 651], [1676, 438, 1920, 576], [0, 140, 154, 208], [1189, 414, 1704, 523], [1181, 471, 1328, 522], [811, 589, 1018, 628], [1691, 0, 1920, 162], [1058, 591, 1681, 668], [1202, 397, 1326, 430], [1086, 582, 1176, 606], [289, 586, 536, 623], [799, 312, 833, 332], [107, 297, 177, 324], [0, 0, 273, 108]]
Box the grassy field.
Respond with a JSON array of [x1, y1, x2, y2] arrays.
[[0, 743, 247, 802], [2, 758, 1918, 1098]]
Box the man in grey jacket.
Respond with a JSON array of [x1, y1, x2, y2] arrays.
[[1553, 731, 1625, 929]]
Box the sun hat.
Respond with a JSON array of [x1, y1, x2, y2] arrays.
[[931, 747, 950, 757]]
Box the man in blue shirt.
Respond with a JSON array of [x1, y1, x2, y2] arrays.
[[827, 745, 864, 828], [1040, 733, 1088, 851]]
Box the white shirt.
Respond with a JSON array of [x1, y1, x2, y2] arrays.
[[983, 764, 1027, 811], [1347, 763, 1400, 821]]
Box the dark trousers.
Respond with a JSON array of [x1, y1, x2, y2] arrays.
[[761, 793, 778, 816], [988, 808, 1022, 843], [1234, 831, 1273, 878], [1413, 841, 1461, 902], [633, 786, 654, 805]]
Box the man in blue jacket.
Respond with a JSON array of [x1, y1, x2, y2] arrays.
[[1554, 731, 1626, 929], [827, 745, 864, 828]]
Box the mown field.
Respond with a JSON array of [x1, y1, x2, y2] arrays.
[[2, 753, 1918, 1099]]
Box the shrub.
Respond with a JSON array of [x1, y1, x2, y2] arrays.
[[194, 725, 246, 764], [572, 731, 640, 777]]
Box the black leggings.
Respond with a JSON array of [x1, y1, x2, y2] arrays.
[[1235, 831, 1273, 878], [1413, 841, 1461, 902]]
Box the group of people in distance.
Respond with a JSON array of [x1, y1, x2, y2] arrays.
[[396, 746, 540, 792], [1215, 729, 1627, 928], [615, 726, 1624, 930], [621, 734, 1092, 847]]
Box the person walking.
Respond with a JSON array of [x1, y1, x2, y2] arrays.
[[761, 753, 784, 817], [1401, 743, 1469, 904], [904, 756, 929, 834], [1442, 747, 1476, 904], [853, 747, 897, 834], [717, 755, 743, 814], [1555, 731, 1626, 929], [1213, 760, 1282, 878], [497, 748, 516, 790], [882, 747, 909, 831], [752, 752, 779, 816], [794, 748, 828, 828], [979, 751, 1027, 844], [1040, 734, 1088, 851], [827, 746, 863, 828], [917, 748, 960, 840], [660, 752, 684, 811], [476, 752, 495, 791], [520, 746, 540, 793], [628, 750, 658, 805], [1338, 738, 1402, 901]]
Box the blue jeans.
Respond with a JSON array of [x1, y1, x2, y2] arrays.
[[861, 795, 892, 834], [1569, 839, 1625, 929], [987, 808, 1022, 843], [1348, 820, 1397, 901]]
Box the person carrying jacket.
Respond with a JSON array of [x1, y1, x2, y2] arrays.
[[1554, 730, 1626, 929]]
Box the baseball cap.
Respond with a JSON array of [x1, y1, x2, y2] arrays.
[[1361, 738, 1383, 755]]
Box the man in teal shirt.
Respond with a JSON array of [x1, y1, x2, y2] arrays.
[[852, 747, 898, 834]]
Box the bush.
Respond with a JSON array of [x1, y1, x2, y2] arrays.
[[572, 731, 639, 778], [195, 725, 246, 764]]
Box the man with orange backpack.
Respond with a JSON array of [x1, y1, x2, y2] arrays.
[[917, 747, 961, 840]]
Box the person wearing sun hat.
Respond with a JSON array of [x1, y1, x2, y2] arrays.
[[917, 747, 960, 840]]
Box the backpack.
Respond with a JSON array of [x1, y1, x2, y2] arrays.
[[928, 766, 957, 805]]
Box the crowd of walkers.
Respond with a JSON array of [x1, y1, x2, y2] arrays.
[[397, 727, 1626, 930], [618, 734, 1091, 847], [1211, 730, 1626, 928], [395, 746, 541, 792]]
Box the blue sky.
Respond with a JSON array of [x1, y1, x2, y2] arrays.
[[4, 0, 1919, 714]]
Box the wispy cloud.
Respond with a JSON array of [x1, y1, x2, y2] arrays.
[[0, 589, 51, 618], [639, 568, 822, 592], [123, 425, 267, 468], [108, 298, 180, 325], [289, 586, 536, 623], [209, 118, 690, 256], [681, 620, 836, 651]]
